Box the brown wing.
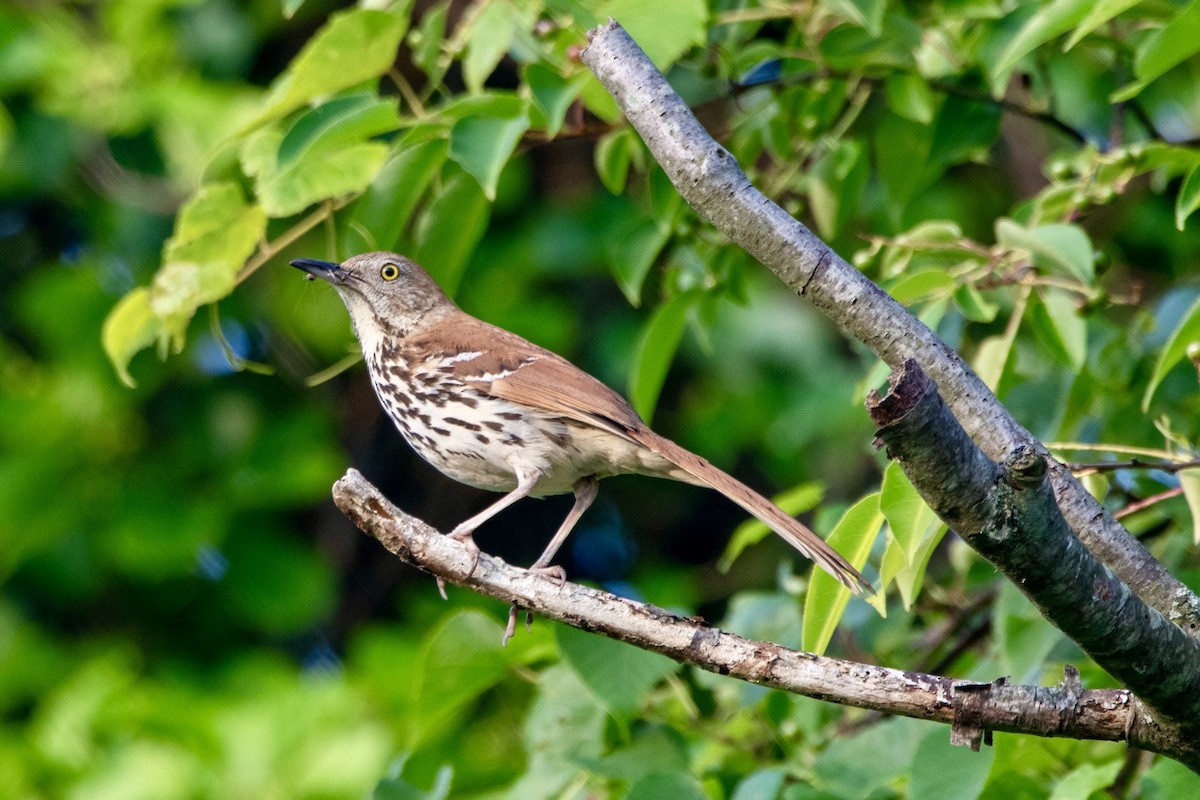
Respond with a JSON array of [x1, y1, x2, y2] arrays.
[[414, 314, 647, 439]]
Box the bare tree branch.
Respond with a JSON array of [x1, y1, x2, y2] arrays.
[[578, 20, 1200, 634], [330, 468, 1198, 770], [867, 360, 1200, 742]]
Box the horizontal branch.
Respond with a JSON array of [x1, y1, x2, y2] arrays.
[[579, 20, 1200, 632], [867, 361, 1200, 751], [330, 468, 1195, 768]]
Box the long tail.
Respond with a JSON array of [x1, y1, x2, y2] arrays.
[[633, 429, 873, 593]]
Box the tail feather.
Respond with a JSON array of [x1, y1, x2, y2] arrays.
[[633, 429, 872, 594]]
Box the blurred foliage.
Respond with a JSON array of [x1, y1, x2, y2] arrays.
[[3, 0, 1200, 797]]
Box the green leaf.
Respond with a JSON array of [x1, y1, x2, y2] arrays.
[[1142, 295, 1200, 409], [1140, 755, 1200, 798], [1063, 0, 1142, 51], [447, 100, 529, 200], [594, 127, 638, 195], [1134, 0, 1200, 84], [608, 217, 671, 306], [414, 168, 490, 296], [1050, 761, 1124, 800], [102, 288, 161, 387], [629, 292, 698, 422], [880, 462, 939, 566], [260, 141, 391, 218], [524, 64, 588, 139], [719, 483, 824, 572], [599, 0, 708, 67], [823, 0, 887, 36], [802, 493, 883, 655], [908, 726, 995, 800], [887, 270, 956, 305], [996, 219, 1094, 282], [462, 0, 517, 94], [955, 283, 1000, 323], [731, 769, 786, 800], [555, 625, 678, 715], [412, 610, 509, 743], [152, 183, 266, 344], [342, 138, 448, 254], [885, 73, 936, 124], [275, 93, 399, 168], [1181, 469, 1200, 545], [627, 773, 708, 800], [993, 0, 1093, 76], [282, 0, 305, 19], [1031, 289, 1087, 371], [974, 334, 1014, 392], [1175, 159, 1200, 231], [808, 139, 867, 239], [256, 9, 408, 125]]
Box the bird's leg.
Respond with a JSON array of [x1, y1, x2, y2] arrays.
[[436, 466, 541, 598], [528, 475, 599, 581], [502, 477, 599, 646]]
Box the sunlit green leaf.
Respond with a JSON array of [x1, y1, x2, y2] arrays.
[[1133, 0, 1200, 84], [447, 100, 529, 200], [1050, 760, 1125, 800], [256, 9, 408, 125], [1142, 295, 1200, 409], [880, 462, 938, 565], [152, 183, 266, 343], [885, 73, 936, 124], [102, 288, 160, 387], [1031, 289, 1087, 371], [1182, 469, 1200, 545], [462, 1, 517, 94], [275, 93, 399, 167], [887, 270, 956, 305], [629, 292, 698, 422], [1175, 159, 1200, 231], [954, 283, 999, 323], [803, 493, 882, 655], [823, 0, 887, 36], [993, 0, 1093, 76], [600, 0, 708, 67], [996, 219, 1094, 282], [524, 64, 588, 139], [1063, 0, 1141, 51], [259, 142, 390, 217]]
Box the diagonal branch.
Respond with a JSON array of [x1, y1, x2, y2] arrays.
[[330, 468, 1197, 770], [578, 20, 1200, 634], [867, 360, 1200, 743]]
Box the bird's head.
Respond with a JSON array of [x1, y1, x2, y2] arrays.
[[290, 251, 451, 338]]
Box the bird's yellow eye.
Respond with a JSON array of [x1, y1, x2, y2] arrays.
[[380, 263, 400, 281]]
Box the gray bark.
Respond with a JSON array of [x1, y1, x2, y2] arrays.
[[579, 20, 1200, 635], [332, 468, 1197, 769]]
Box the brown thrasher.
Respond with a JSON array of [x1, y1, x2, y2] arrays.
[[292, 252, 870, 595]]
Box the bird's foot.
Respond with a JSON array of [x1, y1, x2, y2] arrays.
[[526, 563, 567, 587], [502, 605, 535, 647], [436, 527, 481, 599]]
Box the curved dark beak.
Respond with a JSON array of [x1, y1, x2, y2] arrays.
[[290, 258, 342, 283]]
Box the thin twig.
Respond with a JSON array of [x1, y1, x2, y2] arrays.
[[1115, 487, 1186, 520], [1068, 458, 1200, 476]]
